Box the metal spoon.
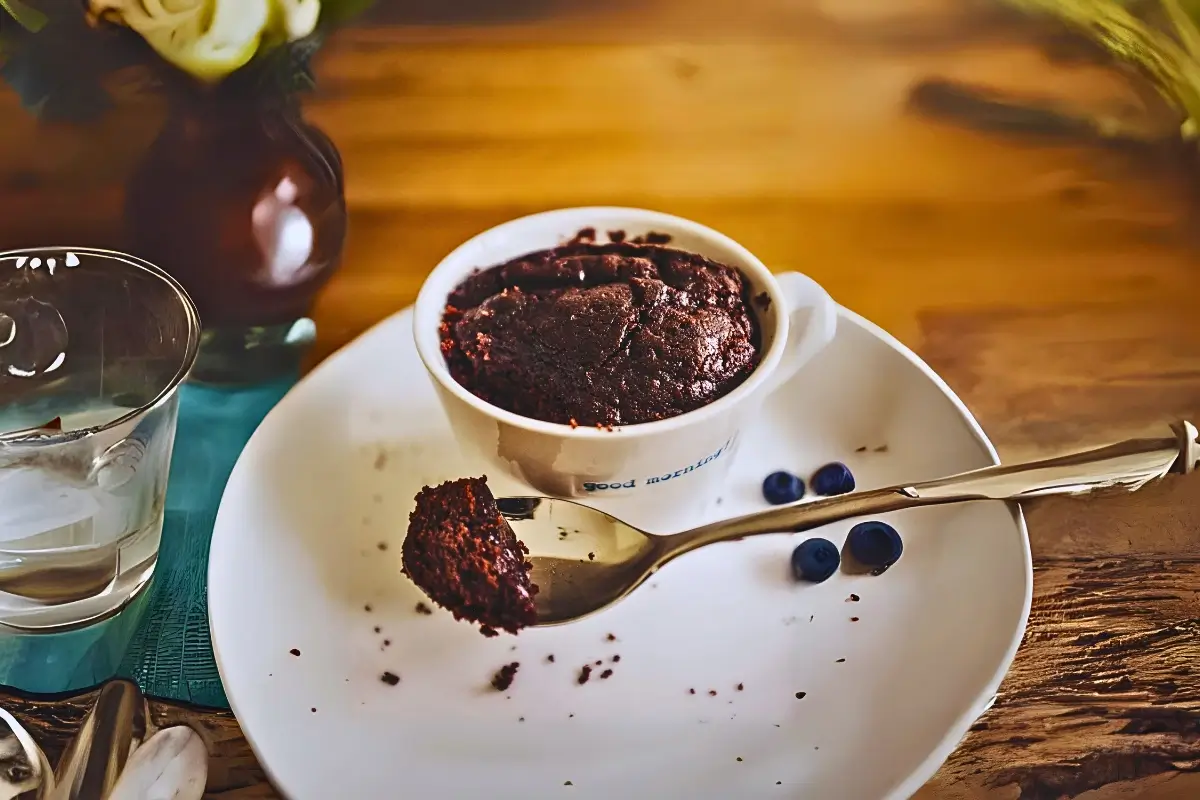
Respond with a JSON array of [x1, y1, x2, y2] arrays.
[[500, 420, 1199, 626]]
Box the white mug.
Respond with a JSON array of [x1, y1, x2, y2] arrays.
[[413, 207, 837, 530]]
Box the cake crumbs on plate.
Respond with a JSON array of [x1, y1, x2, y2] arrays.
[[847, 593, 860, 602], [708, 690, 717, 697], [736, 683, 744, 691], [415, 602, 433, 615], [578, 665, 593, 684], [795, 692, 806, 699], [600, 669, 613, 680], [289, 648, 300, 657], [381, 671, 400, 686], [492, 662, 520, 691]]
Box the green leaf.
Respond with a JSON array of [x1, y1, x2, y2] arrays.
[[0, 0, 48, 32]]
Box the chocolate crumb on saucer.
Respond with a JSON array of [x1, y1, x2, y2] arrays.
[[600, 669, 613, 680], [415, 602, 433, 615], [381, 671, 401, 686], [402, 477, 538, 637], [708, 690, 717, 697], [492, 662, 520, 691], [795, 692, 806, 699], [578, 665, 593, 684], [289, 648, 300, 657]]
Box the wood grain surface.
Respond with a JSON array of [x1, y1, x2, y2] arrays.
[[2, 0, 1200, 797]]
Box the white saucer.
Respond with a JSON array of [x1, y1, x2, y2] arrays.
[[209, 306, 1031, 800]]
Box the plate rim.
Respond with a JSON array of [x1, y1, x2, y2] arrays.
[[209, 303, 1033, 800]]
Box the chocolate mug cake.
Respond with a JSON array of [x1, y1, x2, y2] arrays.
[[438, 240, 761, 428]]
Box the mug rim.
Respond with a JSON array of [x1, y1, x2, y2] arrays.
[[414, 206, 798, 439]]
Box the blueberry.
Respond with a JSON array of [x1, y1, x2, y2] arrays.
[[762, 471, 805, 505], [847, 521, 903, 568], [811, 462, 855, 496], [791, 538, 840, 582]]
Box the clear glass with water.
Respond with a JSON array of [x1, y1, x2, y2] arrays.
[[0, 248, 199, 632]]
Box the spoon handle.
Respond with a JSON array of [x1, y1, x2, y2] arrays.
[[673, 421, 1197, 548]]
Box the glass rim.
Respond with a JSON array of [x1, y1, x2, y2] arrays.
[[0, 246, 202, 445]]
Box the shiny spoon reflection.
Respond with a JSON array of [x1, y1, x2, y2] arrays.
[[499, 421, 1198, 626]]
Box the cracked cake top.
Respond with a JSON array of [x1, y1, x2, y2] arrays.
[[438, 242, 761, 428]]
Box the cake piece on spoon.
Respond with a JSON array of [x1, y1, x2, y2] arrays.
[[402, 477, 538, 636]]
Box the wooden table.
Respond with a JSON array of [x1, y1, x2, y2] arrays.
[[2, 0, 1199, 796]]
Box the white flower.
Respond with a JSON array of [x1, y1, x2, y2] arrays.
[[88, 0, 321, 82]]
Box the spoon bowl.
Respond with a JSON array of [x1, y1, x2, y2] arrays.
[[496, 498, 662, 625], [501, 420, 1197, 626]]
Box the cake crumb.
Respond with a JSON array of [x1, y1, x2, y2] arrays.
[[600, 669, 613, 680], [364, 604, 373, 612], [564, 781, 574, 786], [850, 617, 860, 622], [606, 633, 616, 642], [374, 451, 388, 470], [381, 671, 401, 686], [795, 692, 806, 699], [547, 654, 556, 663], [688, 688, 696, 695], [374, 626, 381, 634], [588, 552, 596, 561], [289, 648, 300, 657], [736, 683, 744, 691], [612, 655, 621, 663], [736, 757, 743, 762], [847, 593, 860, 602], [578, 665, 593, 684], [415, 602, 433, 615], [708, 690, 717, 697], [855, 445, 868, 453], [836, 658, 846, 663], [377, 541, 388, 551], [519, 716, 525, 722], [873, 444, 889, 453], [492, 662, 520, 691], [311, 707, 317, 713]]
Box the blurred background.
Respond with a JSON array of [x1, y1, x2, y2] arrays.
[[0, 0, 1197, 452]]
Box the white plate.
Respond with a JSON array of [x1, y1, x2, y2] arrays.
[[209, 306, 1031, 800]]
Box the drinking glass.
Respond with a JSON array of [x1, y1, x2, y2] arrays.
[[0, 247, 199, 632]]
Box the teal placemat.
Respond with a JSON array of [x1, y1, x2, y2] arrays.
[[117, 377, 294, 708], [0, 377, 293, 705]]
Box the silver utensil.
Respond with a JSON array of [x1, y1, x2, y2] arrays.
[[51, 680, 150, 800], [0, 705, 51, 799], [501, 420, 1199, 626]]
